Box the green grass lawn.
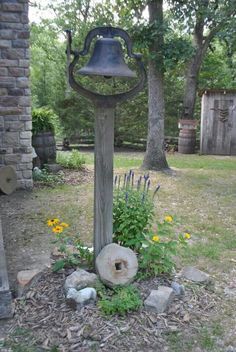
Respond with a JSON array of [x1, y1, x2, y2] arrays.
[[79, 150, 236, 170]]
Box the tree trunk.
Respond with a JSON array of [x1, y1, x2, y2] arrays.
[[142, 0, 169, 171], [181, 49, 204, 119]]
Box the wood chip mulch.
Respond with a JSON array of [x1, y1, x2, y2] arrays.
[[4, 270, 221, 352]]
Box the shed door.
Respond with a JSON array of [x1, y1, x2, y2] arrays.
[[209, 99, 234, 155], [230, 101, 236, 155]]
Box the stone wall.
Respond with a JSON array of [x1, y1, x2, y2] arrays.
[[0, 0, 32, 189]]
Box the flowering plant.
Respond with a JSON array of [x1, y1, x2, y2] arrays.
[[138, 216, 190, 278], [113, 171, 160, 251], [47, 218, 93, 272]]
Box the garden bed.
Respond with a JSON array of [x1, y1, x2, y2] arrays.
[[4, 269, 220, 352], [0, 152, 236, 351]]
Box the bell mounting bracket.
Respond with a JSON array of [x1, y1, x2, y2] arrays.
[[65, 26, 146, 107]]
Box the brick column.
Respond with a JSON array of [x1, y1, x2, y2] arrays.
[[0, 0, 32, 189]]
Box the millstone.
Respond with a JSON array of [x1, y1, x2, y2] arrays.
[[0, 166, 17, 195], [95, 243, 138, 287]]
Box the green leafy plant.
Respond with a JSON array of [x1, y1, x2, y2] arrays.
[[138, 216, 190, 278], [46, 218, 93, 271], [113, 171, 159, 251], [32, 168, 63, 185], [57, 150, 86, 170], [32, 107, 58, 135], [98, 285, 142, 316]]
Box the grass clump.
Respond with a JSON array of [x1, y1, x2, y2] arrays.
[[98, 285, 142, 316], [57, 150, 85, 169]]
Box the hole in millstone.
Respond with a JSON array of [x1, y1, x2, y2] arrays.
[[115, 262, 123, 271]]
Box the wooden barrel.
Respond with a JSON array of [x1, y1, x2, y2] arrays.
[[178, 129, 196, 154], [32, 131, 56, 164]]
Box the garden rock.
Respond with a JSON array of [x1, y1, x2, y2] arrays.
[[17, 268, 43, 296], [64, 269, 98, 292], [45, 163, 62, 173], [95, 243, 138, 288], [181, 266, 210, 283], [66, 287, 97, 308], [144, 286, 175, 313], [171, 281, 185, 296], [226, 347, 236, 352]]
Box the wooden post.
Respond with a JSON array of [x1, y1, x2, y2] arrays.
[[94, 104, 115, 258], [66, 27, 147, 262], [0, 218, 12, 319]]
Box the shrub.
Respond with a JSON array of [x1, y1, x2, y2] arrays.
[[98, 285, 142, 316], [57, 150, 85, 170], [113, 171, 159, 251], [32, 107, 57, 135]]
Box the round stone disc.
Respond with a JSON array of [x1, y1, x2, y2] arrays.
[[0, 166, 17, 195], [95, 243, 138, 288]]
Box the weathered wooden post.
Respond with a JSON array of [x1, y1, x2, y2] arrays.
[[66, 27, 146, 259], [0, 219, 12, 319]]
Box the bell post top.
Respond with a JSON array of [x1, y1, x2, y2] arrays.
[[66, 26, 147, 105]]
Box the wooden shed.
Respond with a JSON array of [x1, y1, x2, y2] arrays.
[[200, 89, 236, 155]]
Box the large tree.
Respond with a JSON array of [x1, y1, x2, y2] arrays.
[[142, 0, 169, 170], [115, 0, 169, 170], [169, 0, 236, 120]]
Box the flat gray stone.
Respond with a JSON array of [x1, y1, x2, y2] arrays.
[[66, 287, 97, 308], [181, 266, 210, 283], [95, 243, 138, 288], [224, 286, 236, 298], [65, 269, 98, 292], [171, 281, 185, 296], [45, 163, 62, 173], [144, 286, 175, 313]]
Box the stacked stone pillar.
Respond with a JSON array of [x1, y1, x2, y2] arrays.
[[0, 0, 32, 189]]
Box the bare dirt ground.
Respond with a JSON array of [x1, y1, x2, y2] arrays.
[[0, 154, 236, 351], [0, 168, 93, 289]]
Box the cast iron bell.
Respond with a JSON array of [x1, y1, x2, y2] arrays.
[[78, 37, 136, 79]]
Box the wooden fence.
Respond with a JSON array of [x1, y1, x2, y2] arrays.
[[58, 135, 184, 152]]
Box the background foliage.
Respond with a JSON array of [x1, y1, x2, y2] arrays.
[[30, 0, 236, 143]]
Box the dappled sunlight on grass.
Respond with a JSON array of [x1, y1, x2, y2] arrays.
[[81, 150, 236, 170], [168, 154, 236, 170]]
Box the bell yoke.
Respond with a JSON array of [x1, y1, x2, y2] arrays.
[[66, 26, 146, 107]]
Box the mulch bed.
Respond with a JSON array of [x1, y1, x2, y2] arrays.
[[4, 269, 220, 352], [33, 167, 94, 188]]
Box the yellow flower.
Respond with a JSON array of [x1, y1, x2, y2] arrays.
[[47, 218, 60, 227], [60, 222, 69, 228], [164, 215, 173, 223], [184, 232, 191, 240], [152, 235, 160, 242], [52, 225, 64, 234]]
